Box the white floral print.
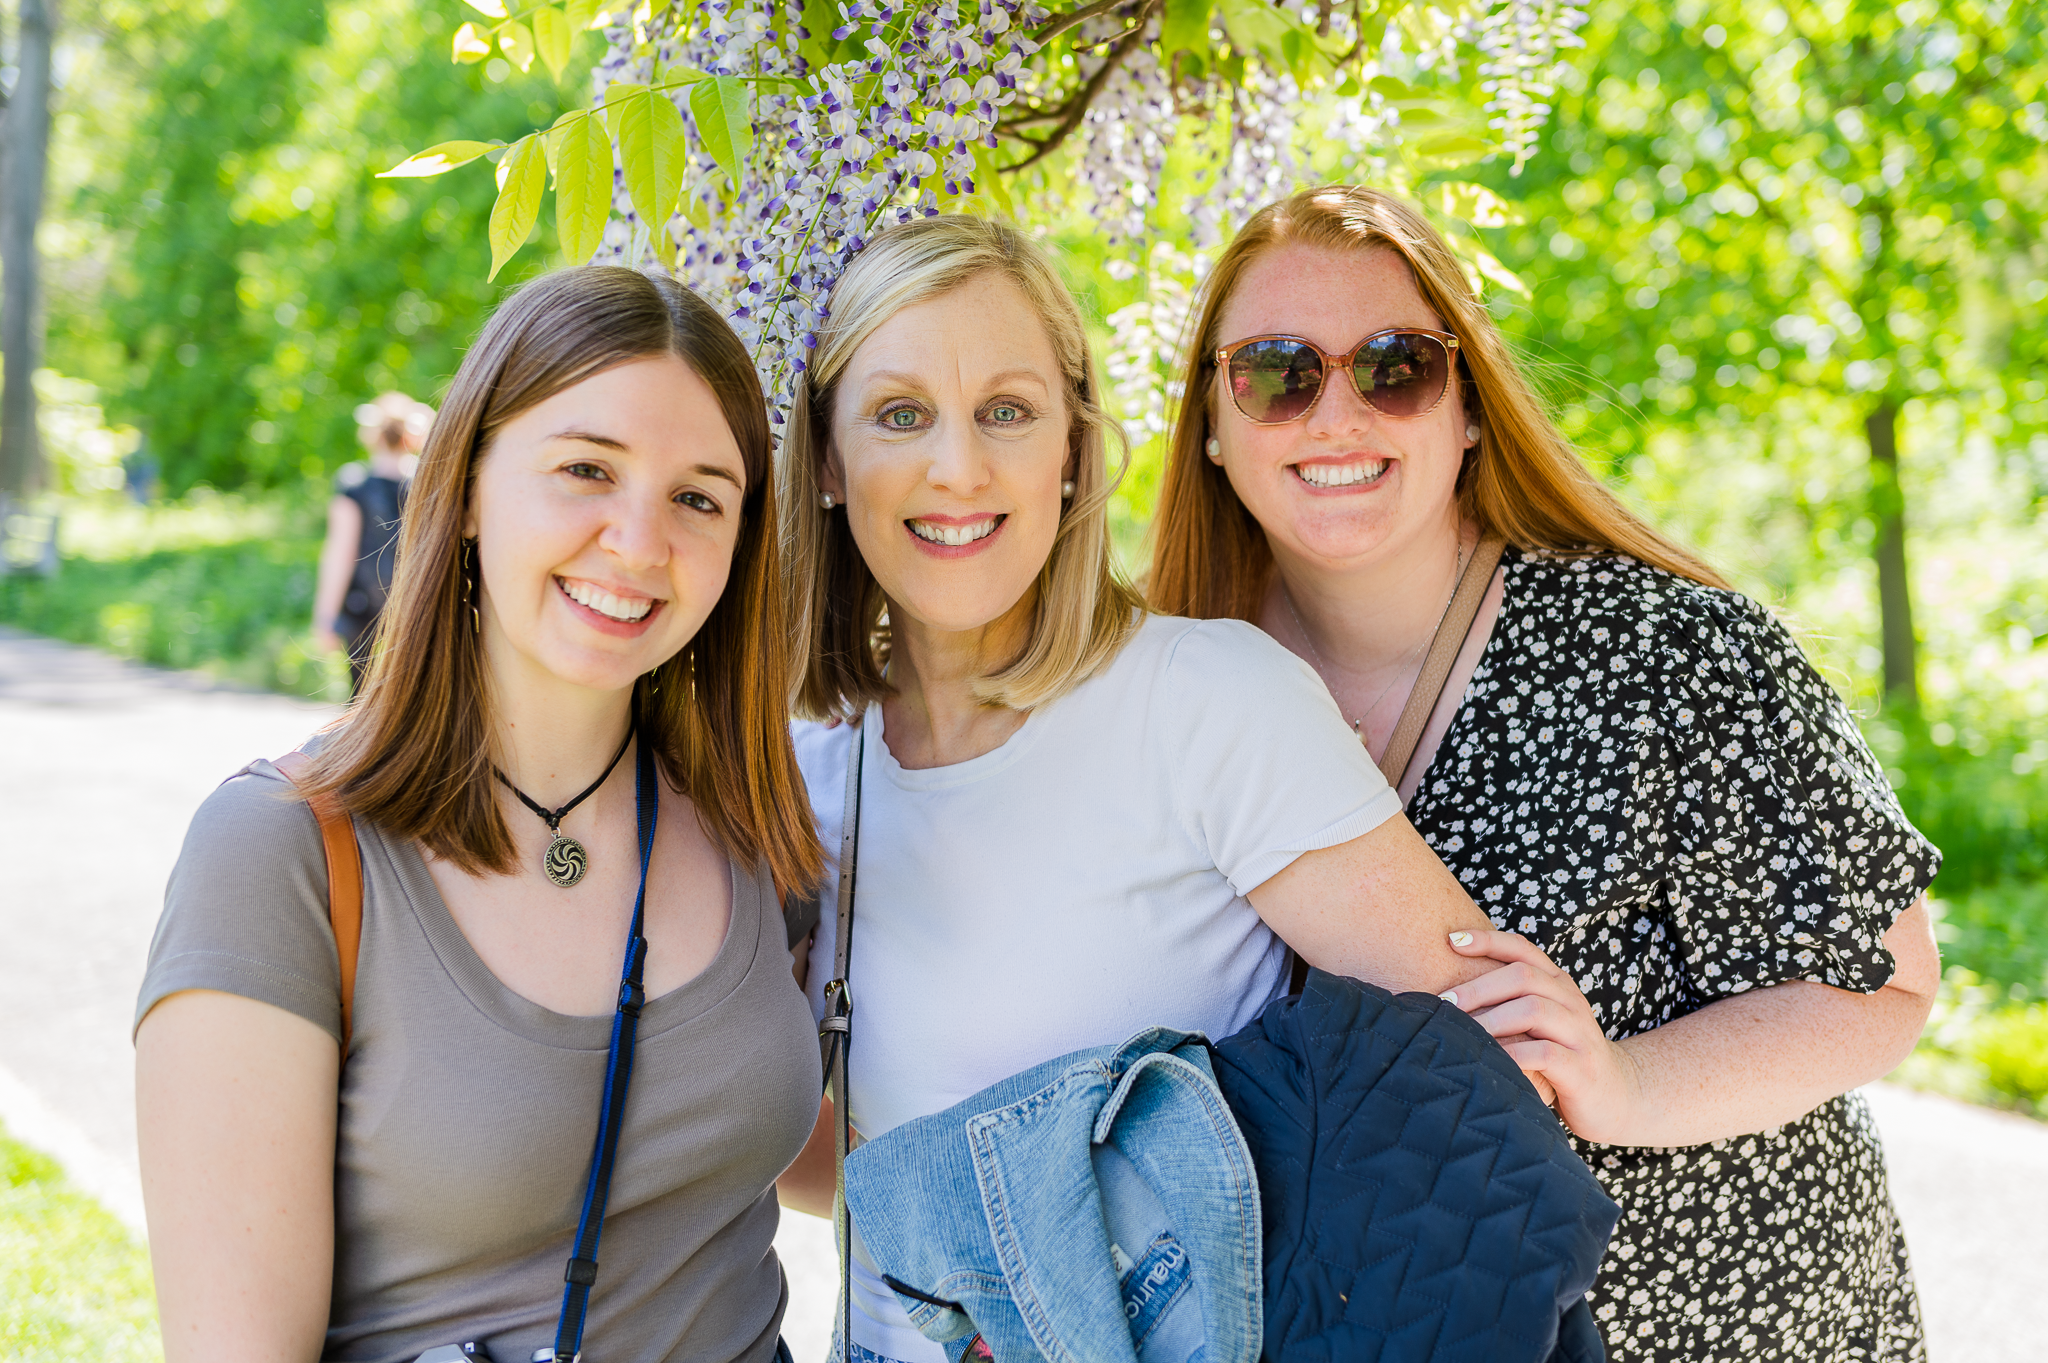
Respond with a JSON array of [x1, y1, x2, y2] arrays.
[[1406, 551, 1939, 1363]]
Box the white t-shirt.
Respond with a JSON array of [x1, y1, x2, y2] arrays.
[[795, 613, 1402, 1360]]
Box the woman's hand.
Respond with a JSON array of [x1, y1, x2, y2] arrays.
[[1443, 928, 1643, 1143]]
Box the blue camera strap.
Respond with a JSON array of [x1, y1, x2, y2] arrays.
[[549, 730, 659, 1362]]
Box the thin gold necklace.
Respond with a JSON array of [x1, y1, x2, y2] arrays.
[[1282, 540, 1467, 754]]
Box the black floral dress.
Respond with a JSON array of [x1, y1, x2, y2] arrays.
[[1405, 551, 1940, 1363]]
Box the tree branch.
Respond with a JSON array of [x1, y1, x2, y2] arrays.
[[1002, 9, 1153, 172], [1033, 0, 1136, 46]]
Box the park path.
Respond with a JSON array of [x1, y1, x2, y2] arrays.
[[0, 625, 2041, 1362]]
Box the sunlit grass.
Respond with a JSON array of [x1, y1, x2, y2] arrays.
[[56, 489, 290, 562], [0, 491, 349, 702], [0, 1125, 162, 1363]]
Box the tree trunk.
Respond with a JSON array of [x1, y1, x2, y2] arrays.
[[1865, 399, 1919, 707], [0, 0, 55, 497]]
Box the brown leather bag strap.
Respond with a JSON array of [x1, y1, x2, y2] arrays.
[[1378, 532, 1507, 793], [272, 750, 364, 1052]]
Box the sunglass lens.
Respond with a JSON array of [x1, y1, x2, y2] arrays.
[[1229, 340, 1325, 424], [1354, 333, 1449, 417]]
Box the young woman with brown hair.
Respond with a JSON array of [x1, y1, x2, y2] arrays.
[[134, 266, 822, 1363], [1148, 184, 1941, 1361]]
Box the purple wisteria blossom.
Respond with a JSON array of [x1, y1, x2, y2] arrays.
[[585, 0, 1585, 435]]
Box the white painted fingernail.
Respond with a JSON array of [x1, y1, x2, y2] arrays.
[[1439, 990, 1459, 1006], [1449, 931, 1473, 947]]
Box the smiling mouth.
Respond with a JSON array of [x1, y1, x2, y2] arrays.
[[557, 576, 659, 623], [1294, 459, 1390, 489], [907, 515, 1004, 547]]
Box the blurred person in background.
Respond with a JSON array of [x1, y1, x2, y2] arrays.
[[314, 391, 429, 694]]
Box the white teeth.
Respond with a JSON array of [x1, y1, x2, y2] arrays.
[[909, 517, 999, 547], [561, 578, 653, 622], [1296, 460, 1389, 488]]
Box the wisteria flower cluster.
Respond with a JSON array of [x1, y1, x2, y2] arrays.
[[592, 0, 1044, 429], [1471, 0, 1591, 172], [549, 0, 1590, 431]]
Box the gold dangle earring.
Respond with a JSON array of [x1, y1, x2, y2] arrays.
[[461, 538, 480, 635]]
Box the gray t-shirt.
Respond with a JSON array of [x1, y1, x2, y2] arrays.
[[136, 757, 821, 1363]]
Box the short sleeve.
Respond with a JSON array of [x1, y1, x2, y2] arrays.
[[1158, 620, 1404, 897], [1650, 591, 1938, 998], [133, 762, 346, 1042]]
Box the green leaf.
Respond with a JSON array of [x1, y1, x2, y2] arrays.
[[554, 114, 613, 265], [540, 108, 582, 169], [1217, 0, 1326, 80], [378, 140, 496, 178], [971, 142, 1015, 220], [533, 7, 573, 83], [463, 0, 508, 16], [612, 85, 690, 228], [498, 21, 536, 73], [1412, 132, 1496, 165], [452, 22, 492, 63], [1366, 74, 1440, 108], [689, 76, 753, 186], [602, 81, 645, 129], [1468, 246, 1528, 296], [1161, 0, 1211, 58], [489, 133, 546, 280], [565, 0, 601, 29], [656, 55, 712, 84], [799, 0, 864, 68], [1435, 180, 1524, 228]]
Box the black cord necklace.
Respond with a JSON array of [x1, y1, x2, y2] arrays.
[[493, 719, 636, 888]]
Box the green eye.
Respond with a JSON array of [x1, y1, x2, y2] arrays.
[[990, 404, 1021, 423], [885, 407, 920, 429]]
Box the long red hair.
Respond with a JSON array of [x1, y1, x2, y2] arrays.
[[1148, 185, 1725, 621]]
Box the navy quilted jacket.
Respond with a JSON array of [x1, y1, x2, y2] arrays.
[[1211, 969, 1618, 1363]]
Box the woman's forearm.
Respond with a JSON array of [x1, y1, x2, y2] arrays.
[[1603, 898, 1939, 1147], [1453, 896, 1939, 1148], [1610, 975, 1932, 1147]]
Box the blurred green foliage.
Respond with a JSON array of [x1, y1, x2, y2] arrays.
[[0, 1125, 161, 1362], [0, 495, 346, 701], [1491, 0, 2046, 459], [1971, 1001, 2048, 1106], [48, 0, 582, 495]]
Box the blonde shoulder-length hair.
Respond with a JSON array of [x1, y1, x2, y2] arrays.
[[1148, 184, 1726, 621], [780, 215, 1143, 719]]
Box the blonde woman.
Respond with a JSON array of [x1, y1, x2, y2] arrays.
[[768, 216, 1506, 1362], [1148, 185, 1941, 1361]]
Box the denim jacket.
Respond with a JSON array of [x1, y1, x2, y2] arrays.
[[842, 1027, 1263, 1363]]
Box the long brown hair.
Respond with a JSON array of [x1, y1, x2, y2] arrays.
[[1147, 185, 1726, 621], [779, 216, 1142, 719], [302, 266, 822, 897]]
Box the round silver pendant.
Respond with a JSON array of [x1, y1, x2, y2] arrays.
[[544, 834, 588, 888]]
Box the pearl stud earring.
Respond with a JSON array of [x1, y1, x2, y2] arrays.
[[819, 491, 836, 510], [1205, 437, 1222, 462], [1465, 425, 1479, 441], [1061, 480, 1076, 498]]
